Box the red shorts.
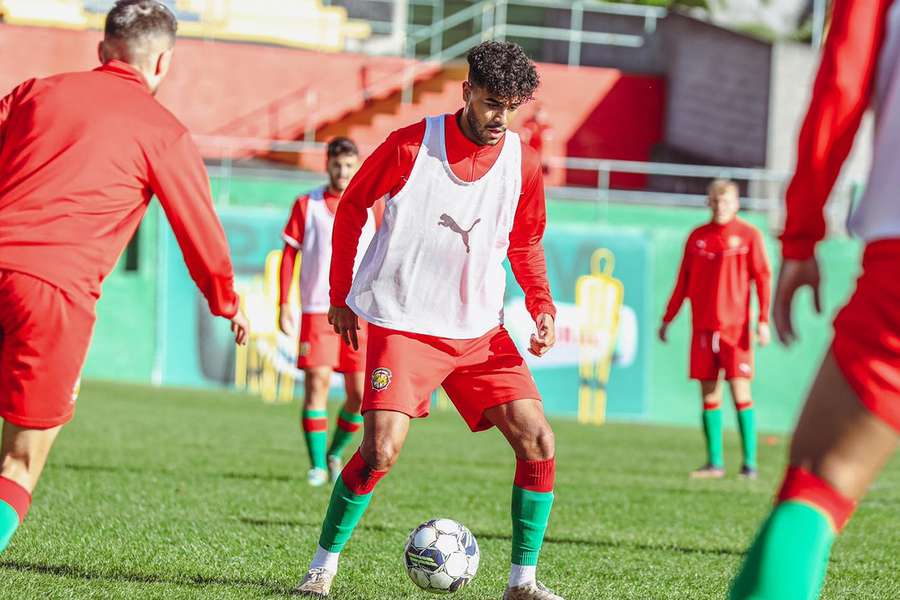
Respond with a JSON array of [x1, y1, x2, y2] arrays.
[[832, 240, 900, 432], [0, 270, 96, 429], [690, 326, 753, 381], [362, 324, 540, 432], [297, 313, 366, 373]]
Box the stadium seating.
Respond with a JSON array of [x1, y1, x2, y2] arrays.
[[0, 0, 87, 28]]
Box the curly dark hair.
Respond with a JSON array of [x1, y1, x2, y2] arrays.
[[466, 41, 540, 102], [105, 0, 177, 42]]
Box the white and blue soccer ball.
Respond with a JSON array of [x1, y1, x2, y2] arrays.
[[404, 518, 480, 594]]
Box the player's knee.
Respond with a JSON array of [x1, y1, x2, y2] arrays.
[[360, 436, 401, 471], [516, 423, 554, 461]]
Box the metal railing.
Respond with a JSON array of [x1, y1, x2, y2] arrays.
[[194, 134, 859, 237]]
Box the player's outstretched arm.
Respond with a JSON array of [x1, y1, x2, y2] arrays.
[[149, 131, 242, 325]]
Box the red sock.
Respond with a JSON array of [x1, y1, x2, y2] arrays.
[[777, 466, 857, 532], [0, 477, 31, 524], [340, 450, 389, 495], [514, 457, 556, 493]]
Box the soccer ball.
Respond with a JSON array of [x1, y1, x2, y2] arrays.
[[404, 518, 480, 594]]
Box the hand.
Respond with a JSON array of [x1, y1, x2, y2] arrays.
[[278, 303, 295, 336], [529, 313, 556, 357], [230, 307, 250, 346], [773, 257, 822, 346], [658, 322, 670, 343], [757, 322, 771, 347], [328, 305, 360, 350]]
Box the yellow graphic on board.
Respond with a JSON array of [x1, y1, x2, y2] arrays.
[[235, 249, 301, 403], [576, 249, 624, 425]]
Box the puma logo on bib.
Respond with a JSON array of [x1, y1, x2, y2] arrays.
[[438, 214, 481, 254]]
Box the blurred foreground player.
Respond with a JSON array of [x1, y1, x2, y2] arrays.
[[730, 2, 899, 598], [278, 137, 380, 487], [660, 180, 771, 479], [0, 0, 248, 554], [294, 41, 562, 600]]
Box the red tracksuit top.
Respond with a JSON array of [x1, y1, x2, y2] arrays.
[[663, 218, 772, 331], [329, 110, 556, 322], [0, 60, 237, 317], [781, 0, 894, 259]]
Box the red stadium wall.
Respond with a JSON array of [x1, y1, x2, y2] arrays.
[[0, 24, 665, 186]]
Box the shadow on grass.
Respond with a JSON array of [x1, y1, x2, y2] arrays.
[[0, 560, 293, 595], [239, 517, 744, 557]]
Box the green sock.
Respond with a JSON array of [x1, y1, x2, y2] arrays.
[[302, 409, 328, 470], [0, 500, 19, 553], [327, 407, 364, 460], [511, 486, 554, 566], [318, 477, 374, 552], [702, 408, 724, 468], [737, 407, 758, 469], [730, 501, 835, 600]]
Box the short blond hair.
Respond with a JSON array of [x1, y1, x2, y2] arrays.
[[707, 178, 738, 198]]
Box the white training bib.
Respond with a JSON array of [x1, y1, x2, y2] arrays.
[[300, 186, 375, 314], [348, 115, 522, 338]]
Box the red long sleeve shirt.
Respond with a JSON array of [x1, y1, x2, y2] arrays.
[[0, 61, 237, 316], [663, 218, 771, 330], [781, 0, 893, 259], [329, 110, 556, 321]]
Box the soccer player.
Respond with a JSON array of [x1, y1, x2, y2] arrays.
[[293, 41, 563, 600], [278, 137, 379, 487], [0, 0, 248, 554], [659, 179, 771, 479], [730, 2, 898, 598]]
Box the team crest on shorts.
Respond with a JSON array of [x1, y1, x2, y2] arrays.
[[371, 367, 392, 391], [299, 342, 311, 357]]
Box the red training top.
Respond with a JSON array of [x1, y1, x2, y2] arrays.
[[663, 218, 771, 331], [0, 61, 237, 317], [329, 110, 556, 321], [781, 0, 893, 259]]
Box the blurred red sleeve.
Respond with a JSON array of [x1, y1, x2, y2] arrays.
[[781, 0, 892, 259]]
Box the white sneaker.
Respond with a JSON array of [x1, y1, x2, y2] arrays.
[[307, 468, 328, 487], [503, 581, 565, 600], [293, 567, 335, 597], [327, 455, 343, 483]]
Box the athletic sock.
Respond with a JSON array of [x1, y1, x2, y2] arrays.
[[702, 404, 724, 468], [327, 407, 363, 460], [510, 457, 555, 586], [0, 476, 31, 554], [302, 409, 329, 471], [310, 544, 341, 574], [736, 402, 758, 469], [317, 450, 389, 554], [729, 466, 856, 600]]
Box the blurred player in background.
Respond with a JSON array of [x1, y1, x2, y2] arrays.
[[278, 137, 381, 487], [660, 179, 771, 479], [293, 41, 562, 600], [519, 103, 551, 173], [0, 0, 248, 554], [730, 2, 898, 598]]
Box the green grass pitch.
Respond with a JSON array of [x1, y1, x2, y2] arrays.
[[1, 381, 897, 599]]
